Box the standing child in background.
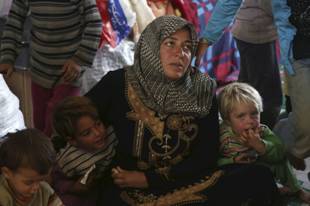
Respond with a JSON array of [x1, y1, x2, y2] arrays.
[[0, 128, 63, 206], [0, 0, 102, 137], [218, 82, 310, 203], [52, 96, 118, 206]]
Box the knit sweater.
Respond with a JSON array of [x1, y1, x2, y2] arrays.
[[0, 0, 102, 88]]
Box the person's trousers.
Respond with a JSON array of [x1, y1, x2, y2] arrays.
[[31, 81, 80, 137], [235, 38, 282, 129], [274, 60, 310, 159]]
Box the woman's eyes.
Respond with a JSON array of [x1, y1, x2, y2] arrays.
[[183, 43, 192, 51], [165, 41, 174, 47], [164, 41, 192, 51]]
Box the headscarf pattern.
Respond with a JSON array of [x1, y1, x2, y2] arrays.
[[126, 15, 215, 117]]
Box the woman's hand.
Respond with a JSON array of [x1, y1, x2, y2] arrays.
[[112, 166, 148, 189], [62, 59, 81, 82]]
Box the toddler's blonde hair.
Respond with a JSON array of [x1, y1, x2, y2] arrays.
[[218, 82, 263, 122]]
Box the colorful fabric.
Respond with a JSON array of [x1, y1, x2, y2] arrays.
[[193, 0, 240, 86], [126, 15, 215, 117], [170, 0, 200, 32], [56, 126, 117, 178]]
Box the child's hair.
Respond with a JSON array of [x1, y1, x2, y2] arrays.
[[218, 82, 263, 122], [53, 96, 100, 140], [0, 128, 55, 174]]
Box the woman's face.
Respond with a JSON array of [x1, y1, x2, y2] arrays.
[[160, 29, 192, 81]]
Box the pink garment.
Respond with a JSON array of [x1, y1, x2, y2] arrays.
[[31, 82, 80, 137]]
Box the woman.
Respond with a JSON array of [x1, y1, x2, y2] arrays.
[[86, 15, 278, 206]]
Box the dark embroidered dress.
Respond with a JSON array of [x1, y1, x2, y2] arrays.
[[86, 70, 221, 205]]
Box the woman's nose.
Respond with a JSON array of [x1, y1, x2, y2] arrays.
[[174, 46, 185, 57]]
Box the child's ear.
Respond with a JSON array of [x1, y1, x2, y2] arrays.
[[1, 167, 13, 179], [67, 136, 77, 146]]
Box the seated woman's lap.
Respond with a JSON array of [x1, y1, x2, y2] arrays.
[[206, 164, 278, 206]]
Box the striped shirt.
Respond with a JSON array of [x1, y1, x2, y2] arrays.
[[0, 0, 102, 88], [56, 126, 118, 178]]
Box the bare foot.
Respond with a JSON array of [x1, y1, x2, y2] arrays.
[[298, 189, 310, 204], [287, 152, 306, 170]]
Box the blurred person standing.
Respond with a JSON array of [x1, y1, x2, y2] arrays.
[[272, 0, 310, 170], [196, 0, 282, 129], [0, 0, 102, 137]]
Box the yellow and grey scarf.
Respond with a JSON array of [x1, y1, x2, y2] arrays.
[[126, 15, 215, 117]]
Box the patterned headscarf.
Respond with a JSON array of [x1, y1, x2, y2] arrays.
[[126, 15, 215, 117]]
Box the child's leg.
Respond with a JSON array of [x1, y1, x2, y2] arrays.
[[31, 81, 52, 132], [269, 160, 301, 193], [43, 84, 80, 137], [270, 160, 310, 203]]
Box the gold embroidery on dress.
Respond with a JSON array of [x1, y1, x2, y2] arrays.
[[133, 120, 145, 158], [127, 84, 164, 139], [155, 166, 171, 181], [127, 84, 201, 185], [120, 170, 224, 206], [137, 161, 149, 170]]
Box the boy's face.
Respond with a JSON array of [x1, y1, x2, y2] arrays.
[[70, 116, 107, 151], [228, 102, 260, 136], [2, 167, 50, 201]]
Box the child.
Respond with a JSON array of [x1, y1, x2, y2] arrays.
[[0, 128, 63, 206], [218, 82, 310, 203], [52, 96, 118, 206], [0, 0, 102, 137]]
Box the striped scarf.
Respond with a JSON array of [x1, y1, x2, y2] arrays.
[[56, 127, 117, 178], [126, 15, 215, 117]]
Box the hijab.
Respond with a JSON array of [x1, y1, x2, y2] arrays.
[[126, 15, 215, 117]]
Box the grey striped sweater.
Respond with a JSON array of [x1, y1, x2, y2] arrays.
[[0, 0, 102, 88]]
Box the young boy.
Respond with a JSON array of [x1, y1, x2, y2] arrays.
[[0, 128, 63, 206], [218, 82, 310, 203], [52, 96, 118, 206]]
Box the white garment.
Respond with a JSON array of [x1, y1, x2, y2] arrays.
[[0, 75, 25, 139], [81, 39, 135, 95], [0, 0, 12, 17]]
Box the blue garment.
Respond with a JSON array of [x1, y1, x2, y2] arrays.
[[201, 0, 242, 44], [203, 0, 296, 75], [271, 0, 296, 75]]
